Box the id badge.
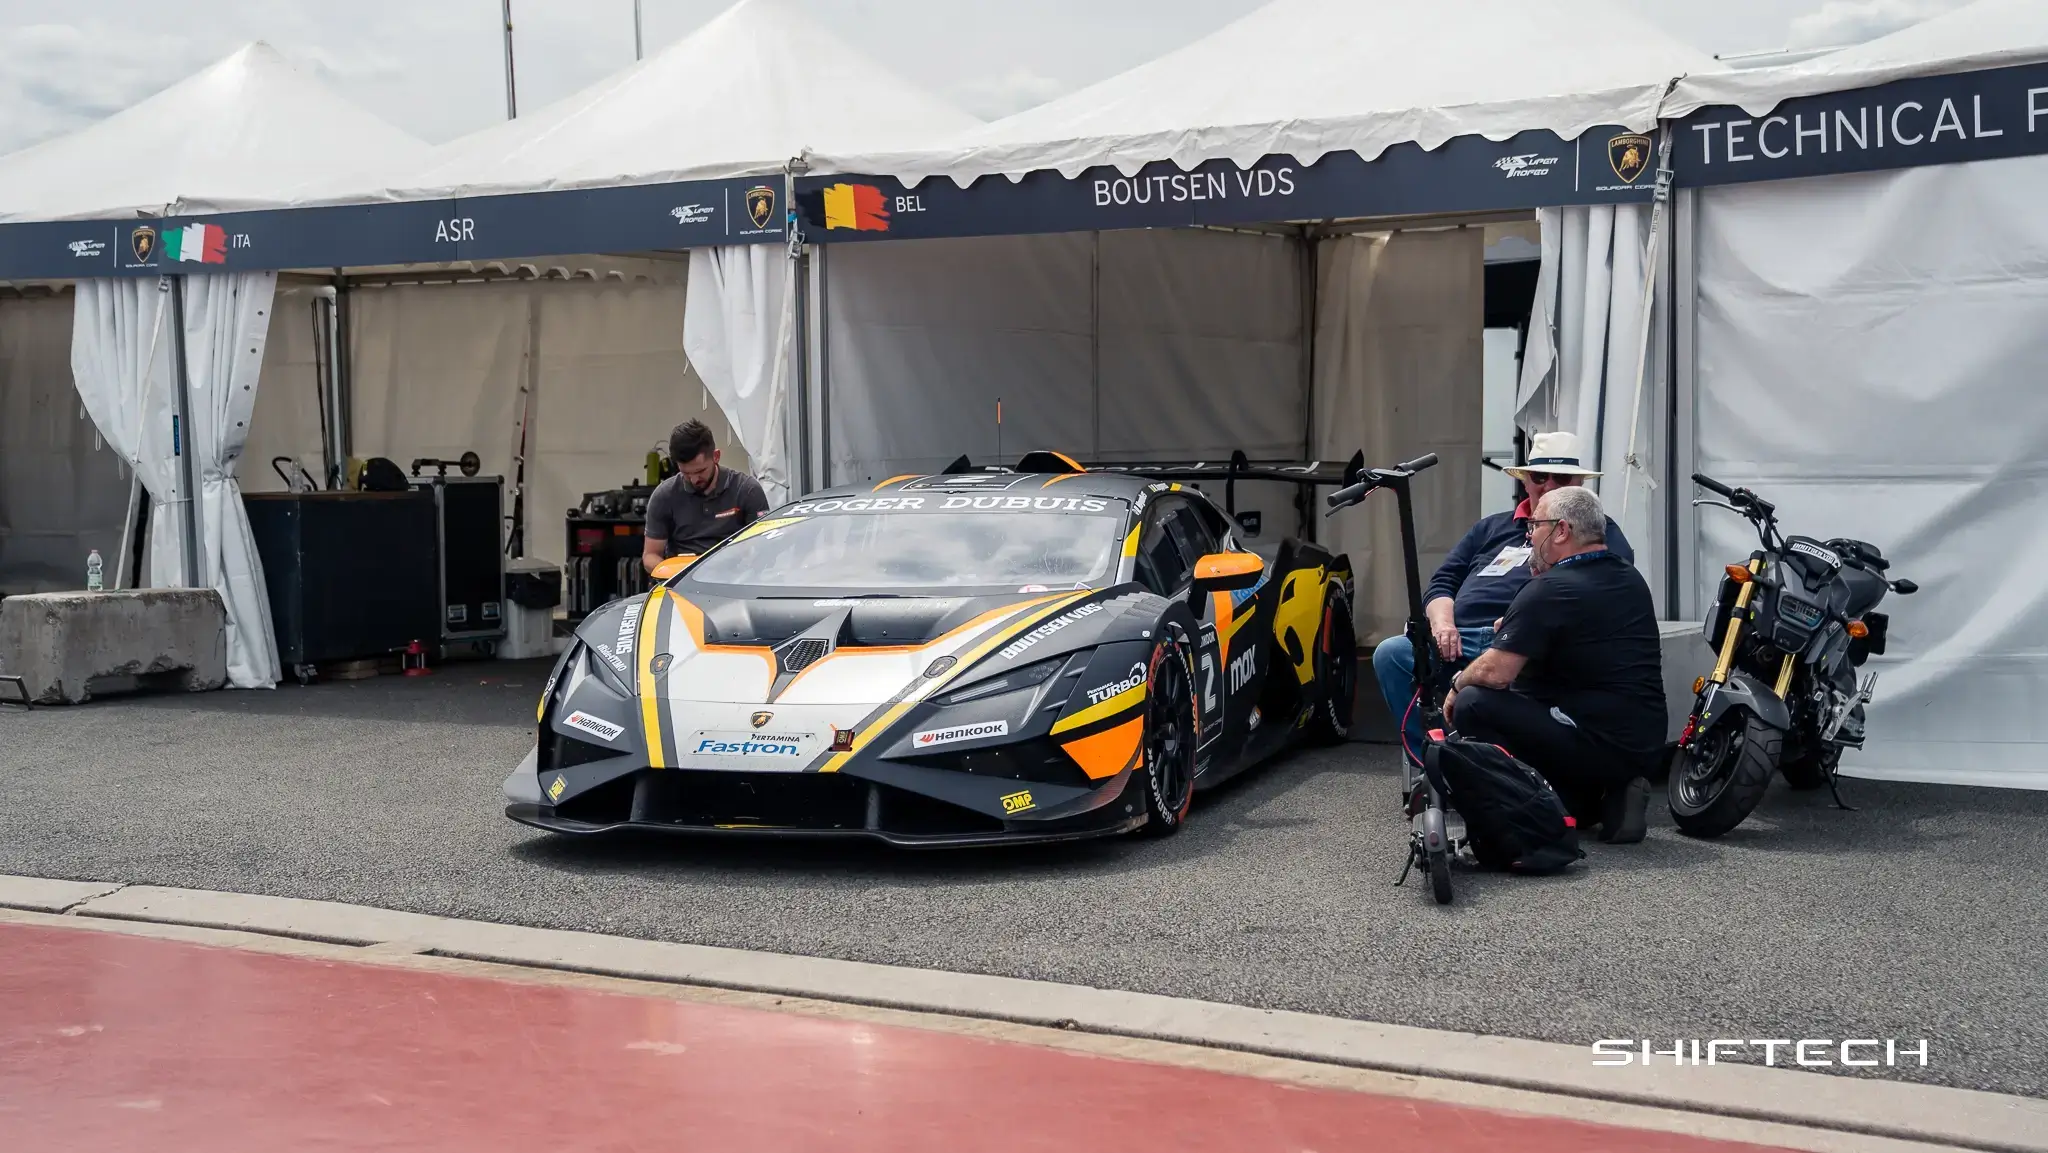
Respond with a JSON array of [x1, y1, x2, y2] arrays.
[[1477, 545, 1532, 577]]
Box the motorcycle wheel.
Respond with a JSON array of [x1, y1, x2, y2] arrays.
[[1668, 708, 1781, 839]]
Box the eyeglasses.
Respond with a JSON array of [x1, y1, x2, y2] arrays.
[[1525, 518, 1562, 539], [1523, 473, 1577, 487]]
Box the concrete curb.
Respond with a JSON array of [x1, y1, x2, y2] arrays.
[[10, 876, 2044, 1152], [0, 876, 125, 913]]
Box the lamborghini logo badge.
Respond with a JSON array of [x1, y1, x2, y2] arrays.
[[1608, 133, 1653, 184], [751, 710, 774, 728], [649, 653, 672, 677], [746, 185, 776, 230], [130, 225, 157, 263]]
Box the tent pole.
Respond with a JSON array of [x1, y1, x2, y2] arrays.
[[1299, 225, 1319, 542], [816, 243, 832, 489], [501, 0, 519, 119], [113, 473, 142, 590], [1089, 232, 1101, 459], [633, 0, 644, 60], [168, 275, 202, 589], [332, 272, 354, 476], [1617, 126, 1677, 527]]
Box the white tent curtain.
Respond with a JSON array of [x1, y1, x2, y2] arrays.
[[0, 293, 131, 594], [1516, 204, 1657, 590], [1314, 229, 1484, 643], [685, 246, 794, 507], [71, 272, 281, 688], [1693, 155, 2048, 790]]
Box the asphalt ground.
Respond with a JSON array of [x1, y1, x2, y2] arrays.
[[2, 660, 2042, 1099]]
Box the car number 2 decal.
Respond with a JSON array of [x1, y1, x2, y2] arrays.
[[1196, 627, 1223, 750]]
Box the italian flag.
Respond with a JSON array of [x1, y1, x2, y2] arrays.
[[163, 222, 228, 264]]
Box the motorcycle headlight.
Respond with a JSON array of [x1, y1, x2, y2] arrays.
[[931, 657, 1064, 707]]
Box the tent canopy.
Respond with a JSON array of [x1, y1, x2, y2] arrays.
[[0, 42, 428, 224], [819, 0, 1722, 187], [1665, 0, 2048, 118], [238, 0, 981, 210]]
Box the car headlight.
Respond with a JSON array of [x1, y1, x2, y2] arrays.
[[578, 641, 634, 698], [931, 656, 1064, 707]]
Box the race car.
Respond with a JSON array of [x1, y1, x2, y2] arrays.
[[504, 450, 1365, 847]]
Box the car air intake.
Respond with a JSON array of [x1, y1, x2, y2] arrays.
[[777, 637, 832, 674]]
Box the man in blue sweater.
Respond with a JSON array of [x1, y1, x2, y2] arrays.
[[1372, 431, 1633, 766]]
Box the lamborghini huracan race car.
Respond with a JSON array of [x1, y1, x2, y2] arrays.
[[504, 452, 1365, 847]]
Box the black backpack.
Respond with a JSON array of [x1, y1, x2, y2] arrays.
[[1424, 736, 1584, 874]]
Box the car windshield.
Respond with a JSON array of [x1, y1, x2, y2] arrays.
[[685, 510, 1125, 592]]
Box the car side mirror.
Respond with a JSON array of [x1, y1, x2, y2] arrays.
[[650, 554, 698, 580], [1191, 552, 1263, 596]]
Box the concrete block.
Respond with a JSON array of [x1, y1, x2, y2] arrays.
[[0, 589, 227, 704]]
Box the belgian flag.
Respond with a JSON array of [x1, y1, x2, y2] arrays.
[[818, 182, 890, 232]]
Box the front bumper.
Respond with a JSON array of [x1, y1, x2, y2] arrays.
[[503, 748, 1146, 849]]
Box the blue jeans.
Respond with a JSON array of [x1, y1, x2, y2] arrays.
[[1373, 626, 1496, 766]]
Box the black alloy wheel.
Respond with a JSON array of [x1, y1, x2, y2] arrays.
[[1668, 708, 1781, 839], [1139, 636, 1199, 837]]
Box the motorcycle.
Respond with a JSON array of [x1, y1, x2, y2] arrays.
[[1669, 473, 1917, 838]]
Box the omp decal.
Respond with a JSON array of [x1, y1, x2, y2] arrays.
[[1052, 680, 1146, 736], [872, 474, 922, 491], [1060, 715, 1145, 780], [547, 774, 567, 802], [1001, 789, 1035, 814], [812, 593, 1089, 774], [1085, 662, 1146, 705], [911, 720, 1009, 748], [998, 601, 1105, 661], [564, 711, 626, 743], [1272, 567, 1327, 685], [637, 589, 671, 767]]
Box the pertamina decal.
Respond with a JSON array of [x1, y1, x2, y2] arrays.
[[564, 711, 627, 743], [912, 720, 1009, 749]]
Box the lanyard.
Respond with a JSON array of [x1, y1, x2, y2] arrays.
[[1551, 549, 1611, 569]]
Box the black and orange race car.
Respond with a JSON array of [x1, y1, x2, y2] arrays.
[[505, 451, 1367, 847]]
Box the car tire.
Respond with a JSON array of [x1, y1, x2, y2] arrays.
[[1307, 591, 1356, 746], [1139, 632, 1199, 837]]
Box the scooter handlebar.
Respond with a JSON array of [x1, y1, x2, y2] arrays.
[[1326, 481, 1369, 509], [1398, 452, 1439, 473]]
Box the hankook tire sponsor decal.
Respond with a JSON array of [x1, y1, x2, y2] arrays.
[[564, 711, 626, 743], [912, 720, 1009, 748]]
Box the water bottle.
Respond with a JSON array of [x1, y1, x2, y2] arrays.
[[86, 549, 104, 592]]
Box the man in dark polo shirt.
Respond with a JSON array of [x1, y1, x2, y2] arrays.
[[1443, 484, 1664, 844], [1371, 431, 1631, 768], [641, 420, 770, 572]]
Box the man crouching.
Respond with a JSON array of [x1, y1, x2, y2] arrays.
[[1442, 485, 1664, 844]]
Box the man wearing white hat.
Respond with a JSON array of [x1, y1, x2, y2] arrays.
[[1371, 431, 1633, 767]]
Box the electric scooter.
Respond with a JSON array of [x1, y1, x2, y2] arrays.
[[1325, 452, 1464, 904]]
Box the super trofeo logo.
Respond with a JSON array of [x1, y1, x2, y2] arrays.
[[912, 720, 1009, 749]]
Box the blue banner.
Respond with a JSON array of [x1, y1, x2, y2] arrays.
[[0, 176, 784, 280], [793, 126, 1662, 243], [1673, 58, 2048, 186]]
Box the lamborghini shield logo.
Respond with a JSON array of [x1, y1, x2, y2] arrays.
[[751, 710, 774, 728], [130, 226, 157, 263], [746, 185, 776, 230], [1608, 133, 1653, 184], [649, 653, 673, 677]]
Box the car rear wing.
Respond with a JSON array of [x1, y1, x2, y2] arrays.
[[940, 449, 1368, 534]]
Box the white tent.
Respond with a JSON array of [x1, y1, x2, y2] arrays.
[[0, 42, 429, 223], [0, 43, 429, 690], [811, 0, 1721, 639], [818, 0, 1720, 185], [234, 0, 984, 523], [1663, 0, 2048, 118], [1661, 0, 2048, 789]]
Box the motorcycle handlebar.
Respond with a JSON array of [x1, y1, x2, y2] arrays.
[[1692, 473, 1737, 499]]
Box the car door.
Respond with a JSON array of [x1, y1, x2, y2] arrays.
[[1136, 495, 1231, 762]]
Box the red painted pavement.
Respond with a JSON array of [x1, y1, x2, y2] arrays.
[[0, 922, 1793, 1152]]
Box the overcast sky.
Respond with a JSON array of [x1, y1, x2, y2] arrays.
[[0, 0, 1973, 156]]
